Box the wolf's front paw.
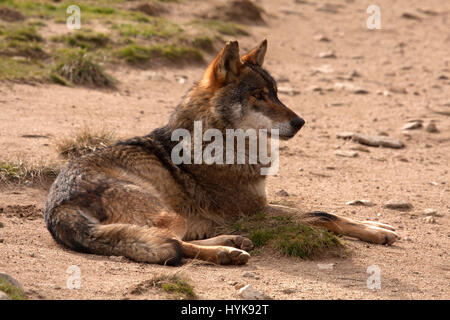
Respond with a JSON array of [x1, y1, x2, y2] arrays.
[[216, 247, 250, 265], [222, 235, 254, 251]]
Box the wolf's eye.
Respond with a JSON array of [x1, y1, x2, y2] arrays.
[[253, 92, 264, 100]]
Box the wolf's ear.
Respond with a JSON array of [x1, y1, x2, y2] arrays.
[[200, 41, 242, 89], [241, 39, 267, 66]]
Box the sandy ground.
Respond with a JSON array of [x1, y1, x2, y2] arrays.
[[0, 0, 449, 299]]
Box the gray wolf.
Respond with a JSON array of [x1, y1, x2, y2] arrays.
[[44, 40, 398, 266]]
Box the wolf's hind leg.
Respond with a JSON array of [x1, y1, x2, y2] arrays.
[[188, 235, 253, 251], [46, 207, 182, 265], [180, 242, 250, 265], [302, 211, 399, 245], [92, 224, 182, 265]]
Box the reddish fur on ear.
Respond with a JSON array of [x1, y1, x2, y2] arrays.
[[241, 39, 267, 66], [200, 41, 242, 90]]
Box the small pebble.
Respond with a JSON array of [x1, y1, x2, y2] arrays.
[[425, 121, 439, 133], [402, 121, 422, 130], [384, 199, 413, 210], [346, 200, 375, 207], [423, 209, 443, 217], [424, 216, 435, 224], [335, 150, 358, 158], [276, 189, 290, 197]]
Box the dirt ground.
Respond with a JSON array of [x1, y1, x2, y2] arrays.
[[0, 0, 449, 300]]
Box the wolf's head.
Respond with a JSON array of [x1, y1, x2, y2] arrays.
[[194, 40, 304, 140]]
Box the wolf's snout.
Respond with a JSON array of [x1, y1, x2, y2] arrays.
[[290, 117, 305, 132]]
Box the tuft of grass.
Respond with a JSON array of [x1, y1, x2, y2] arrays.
[[114, 19, 182, 39], [115, 44, 151, 63], [5, 26, 43, 42], [130, 275, 197, 300], [191, 36, 215, 52], [191, 19, 249, 36], [51, 48, 116, 88], [0, 278, 27, 300], [51, 32, 110, 50], [0, 57, 47, 81], [27, 20, 47, 27], [49, 72, 71, 86], [116, 44, 203, 64], [56, 127, 116, 159], [233, 212, 343, 259], [0, 161, 59, 186], [0, 0, 167, 23], [0, 40, 48, 59]]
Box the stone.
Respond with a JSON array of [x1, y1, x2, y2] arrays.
[[238, 284, 270, 300], [425, 121, 439, 133], [242, 272, 260, 279], [282, 288, 296, 294], [402, 121, 422, 130], [423, 209, 443, 217], [334, 82, 368, 94], [319, 51, 336, 59], [401, 12, 422, 21], [352, 133, 404, 149], [0, 291, 11, 300], [335, 150, 358, 158], [313, 35, 330, 42], [276, 189, 289, 197], [234, 283, 246, 290], [384, 199, 413, 211], [336, 131, 355, 139], [312, 64, 334, 74], [350, 145, 370, 153], [424, 216, 435, 224], [346, 200, 376, 207]]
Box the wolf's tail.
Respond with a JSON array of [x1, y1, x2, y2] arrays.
[[45, 206, 182, 265]]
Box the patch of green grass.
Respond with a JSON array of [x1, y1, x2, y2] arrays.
[[56, 127, 116, 159], [115, 44, 151, 63], [51, 32, 110, 50], [51, 48, 116, 87], [0, 40, 48, 59], [0, 24, 47, 59], [0, 1, 159, 19], [84, 5, 115, 15], [191, 19, 249, 36], [131, 13, 151, 23], [0, 278, 27, 300], [233, 212, 343, 259], [130, 275, 197, 300], [191, 36, 215, 52], [49, 72, 71, 86], [0, 0, 126, 22], [115, 44, 203, 64], [0, 161, 59, 185], [114, 19, 182, 39], [0, 57, 47, 81], [4, 25, 43, 42], [27, 20, 47, 27]]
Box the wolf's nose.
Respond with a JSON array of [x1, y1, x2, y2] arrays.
[[290, 117, 305, 131]]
